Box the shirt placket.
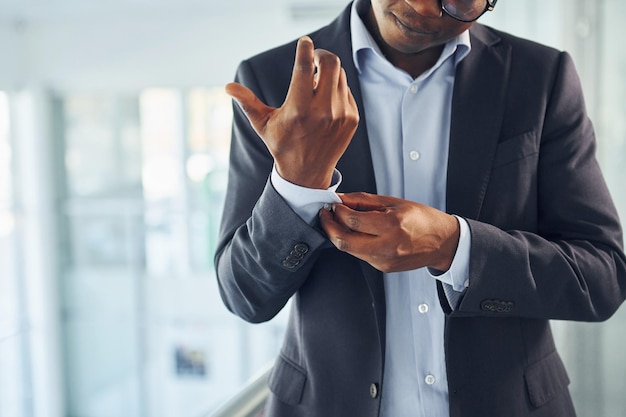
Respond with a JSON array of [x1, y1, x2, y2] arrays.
[[402, 73, 452, 417]]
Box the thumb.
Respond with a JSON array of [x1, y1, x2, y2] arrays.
[[225, 82, 273, 132]]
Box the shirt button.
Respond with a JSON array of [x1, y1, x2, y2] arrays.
[[370, 383, 379, 399], [410, 84, 418, 94], [409, 150, 420, 161], [418, 303, 429, 314], [425, 375, 436, 385]]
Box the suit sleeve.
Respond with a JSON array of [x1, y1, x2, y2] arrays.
[[214, 59, 330, 323], [453, 52, 626, 321]]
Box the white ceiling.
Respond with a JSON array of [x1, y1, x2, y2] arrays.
[[0, 0, 349, 23]]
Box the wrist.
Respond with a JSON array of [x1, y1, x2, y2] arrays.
[[276, 164, 334, 190], [430, 214, 461, 272]]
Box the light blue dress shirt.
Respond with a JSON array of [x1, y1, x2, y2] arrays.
[[271, 1, 472, 416]]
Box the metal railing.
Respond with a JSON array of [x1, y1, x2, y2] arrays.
[[206, 367, 271, 417]]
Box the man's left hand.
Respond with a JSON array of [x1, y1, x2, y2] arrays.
[[319, 192, 460, 273]]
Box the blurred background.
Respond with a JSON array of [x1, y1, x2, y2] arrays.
[[0, 0, 625, 416]]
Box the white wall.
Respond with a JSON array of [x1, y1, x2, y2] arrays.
[[0, 2, 347, 92]]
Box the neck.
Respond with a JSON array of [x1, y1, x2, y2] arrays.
[[362, 6, 444, 79], [382, 44, 444, 79]]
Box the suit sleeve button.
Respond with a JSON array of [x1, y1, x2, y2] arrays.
[[481, 299, 514, 313], [282, 259, 299, 269], [294, 243, 309, 254]]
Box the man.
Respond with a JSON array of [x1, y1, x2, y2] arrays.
[[215, 0, 626, 416]]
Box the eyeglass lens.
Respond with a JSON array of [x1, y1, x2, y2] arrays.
[[441, 0, 490, 22]]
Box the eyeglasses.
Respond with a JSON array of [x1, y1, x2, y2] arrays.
[[440, 0, 498, 22]]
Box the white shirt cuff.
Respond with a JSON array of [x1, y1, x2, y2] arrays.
[[270, 165, 343, 224], [428, 215, 471, 293]]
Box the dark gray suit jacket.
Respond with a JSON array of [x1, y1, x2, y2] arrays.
[[215, 4, 626, 416]]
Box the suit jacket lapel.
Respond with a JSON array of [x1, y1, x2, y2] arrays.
[[447, 25, 511, 220]]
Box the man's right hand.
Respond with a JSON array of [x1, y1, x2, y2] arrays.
[[225, 36, 359, 189]]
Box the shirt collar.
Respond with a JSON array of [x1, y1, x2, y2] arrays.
[[350, 0, 472, 76]]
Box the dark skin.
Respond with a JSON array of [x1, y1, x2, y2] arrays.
[[364, 0, 473, 77], [226, 0, 476, 273]]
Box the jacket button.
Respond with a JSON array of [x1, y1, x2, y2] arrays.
[[281, 243, 309, 269], [370, 383, 379, 399], [294, 243, 309, 254], [481, 299, 514, 313], [282, 259, 299, 269]]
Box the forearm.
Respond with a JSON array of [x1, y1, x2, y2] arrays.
[[452, 51, 626, 321], [455, 219, 626, 321], [215, 180, 329, 323]]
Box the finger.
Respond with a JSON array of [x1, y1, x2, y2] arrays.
[[319, 208, 351, 252], [313, 49, 342, 102], [225, 82, 274, 132], [319, 208, 374, 254], [338, 192, 395, 211], [341, 69, 359, 110], [336, 67, 350, 100], [285, 36, 316, 106], [336, 68, 359, 119], [331, 203, 388, 236]]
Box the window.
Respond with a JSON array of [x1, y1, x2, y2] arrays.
[[0, 91, 31, 417], [0, 93, 15, 317]]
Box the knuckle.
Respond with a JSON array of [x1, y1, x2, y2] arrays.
[[376, 259, 395, 273], [334, 237, 349, 252], [317, 52, 341, 68], [316, 111, 334, 126], [346, 215, 360, 230], [289, 110, 309, 129], [383, 209, 400, 227], [339, 106, 359, 125], [292, 110, 306, 123], [347, 112, 360, 126]]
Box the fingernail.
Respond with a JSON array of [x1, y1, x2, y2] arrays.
[[323, 203, 332, 211]]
